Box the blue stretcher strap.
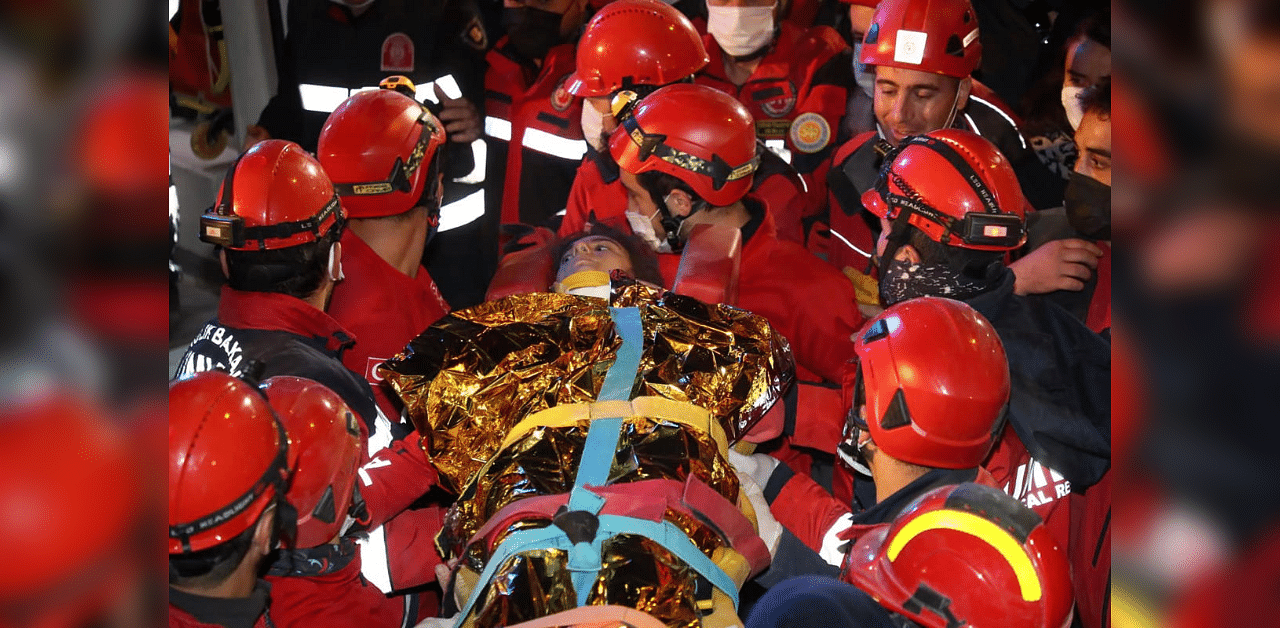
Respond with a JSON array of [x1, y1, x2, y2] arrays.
[[457, 514, 740, 623], [598, 307, 644, 402]]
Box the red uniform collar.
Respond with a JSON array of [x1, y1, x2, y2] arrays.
[[217, 286, 357, 354]]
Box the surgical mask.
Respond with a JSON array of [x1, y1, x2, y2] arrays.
[[1063, 171, 1111, 240], [581, 106, 607, 152], [502, 6, 564, 61], [852, 43, 875, 97], [1061, 85, 1085, 131], [625, 209, 672, 254], [706, 3, 776, 57]]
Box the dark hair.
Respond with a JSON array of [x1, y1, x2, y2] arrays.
[[902, 227, 1004, 280], [550, 223, 664, 287], [223, 227, 341, 299], [1078, 80, 1111, 118], [168, 511, 264, 587], [1073, 8, 1111, 51]]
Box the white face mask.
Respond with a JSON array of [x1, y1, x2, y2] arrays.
[[581, 106, 607, 152], [625, 209, 672, 254], [852, 43, 875, 98], [1061, 85, 1085, 131], [706, 3, 776, 57]]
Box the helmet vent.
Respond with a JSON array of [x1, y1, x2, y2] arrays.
[[945, 35, 964, 57], [880, 388, 912, 430], [963, 10, 972, 24], [864, 23, 879, 45], [312, 485, 337, 524]]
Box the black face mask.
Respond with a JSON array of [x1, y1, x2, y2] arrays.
[[502, 6, 564, 62], [1063, 171, 1111, 240]]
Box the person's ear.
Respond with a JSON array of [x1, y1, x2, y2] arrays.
[[894, 243, 921, 265], [957, 77, 972, 111], [219, 249, 230, 279], [328, 242, 344, 282], [251, 506, 277, 556], [665, 189, 694, 217]]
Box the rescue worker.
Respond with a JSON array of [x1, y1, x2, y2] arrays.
[[169, 370, 292, 628], [1021, 81, 1112, 333], [247, 0, 491, 309], [317, 86, 452, 428], [747, 483, 1075, 628], [823, 0, 1064, 274], [610, 82, 863, 486], [557, 0, 810, 278], [863, 128, 1109, 621], [740, 297, 1010, 585], [482, 0, 592, 231], [173, 139, 379, 439], [696, 0, 853, 220], [250, 0, 486, 154], [260, 376, 443, 628]]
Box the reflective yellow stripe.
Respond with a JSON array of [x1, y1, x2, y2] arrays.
[[886, 510, 1042, 602]]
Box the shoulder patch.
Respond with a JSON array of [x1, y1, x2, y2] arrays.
[[550, 74, 575, 112], [789, 112, 831, 154], [381, 33, 415, 72]]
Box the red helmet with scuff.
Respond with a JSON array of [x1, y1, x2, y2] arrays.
[[862, 129, 1027, 251], [261, 376, 363, 548], [609, 83, 759, 207], [318, 87, 446, 219], [169, 370, 292, 555], [566, 0, 709, 98], [844, 483, 1074, 628], [859, 0, 981, 79], [199, 139, 344, 251], [844, 296, 1008, 469]]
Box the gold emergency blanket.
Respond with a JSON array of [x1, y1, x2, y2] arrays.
[[441, 410, 739, 564], [379, 281, 795, 492]]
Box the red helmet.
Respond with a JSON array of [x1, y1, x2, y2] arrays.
[[261, 376, 363, 548], [0, 395, 139, 608], [318, 87, 446, 219], [199, 139, 344, 251], [565, 0, 709, 98], [609, 83, 759, 207], [859, 0, 981, 79], [169, 370, 292, 554], [845, 483, 1074, 628], [862, 129, 1027, 251], [845, 296, 1008, 469]]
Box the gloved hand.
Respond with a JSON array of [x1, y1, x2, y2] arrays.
[[728, 450, 783, 558]]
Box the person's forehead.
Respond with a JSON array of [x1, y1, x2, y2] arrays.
[[875, 65, 953, 90], [576, 235, 623, 247], [1066, 37, 1111, 76], [707, 0, 775, 8], [1075, 110, 1112, 150]]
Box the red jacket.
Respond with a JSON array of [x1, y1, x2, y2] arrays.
[[327, 229, 450, 424], [735, 200, 863, 467], [697, 23, 851, 222], [353, 434, 449, 598], [266, 544, 430, 628], [484, 37, 585, 227]]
